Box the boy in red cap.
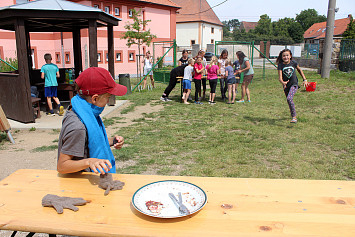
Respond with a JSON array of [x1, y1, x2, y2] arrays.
[[57, 67, 127, 174]]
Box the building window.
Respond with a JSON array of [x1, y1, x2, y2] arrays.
[[65, 52, 70, 64], [191, 40, 196, 45], [116, 53, 121, 61], [115, 7, 120, 16], [129, 53, 134, 61], [128, 9, 133, 18], [104, 6, 110, 14], [106, 53, 109, 62], [97, 53, 102, 62], [211, 39, 214, 44], [55, 52, 61, 63], [211, 27, 214, 34]]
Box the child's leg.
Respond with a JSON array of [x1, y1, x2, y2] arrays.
[[195, 80, 201, 102], [53, 97, 60, 106], [202, 79, 206, 98], [211, 93, 215, 102], [239, 83, 246, 101], [285, 85, 298, 118], [47, 97, 53, 111], [227, 84, 232, 103], [182, 89, 187, 100], [184, 89, 191, 104], [150, 75, 155, 88], [143, 78, 147, 89], [232, 84, 236, 103]]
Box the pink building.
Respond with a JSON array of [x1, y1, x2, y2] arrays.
[[0, 0, 180, 76]]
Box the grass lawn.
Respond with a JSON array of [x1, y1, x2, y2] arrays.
[[114, 68, 354, 180]]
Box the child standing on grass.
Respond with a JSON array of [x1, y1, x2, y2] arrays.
[[41, 53, 64, 116], [182, 58, 194, 104], [218, 49, 228, 100], [57, 67, 127, 174], [142, 51, 154, 89], [193, 56, 204, 104], [277, 49, 308, 123], [233, 56, 241, 93], [225, 59, 237, 104], [206, 56, 220, 104]]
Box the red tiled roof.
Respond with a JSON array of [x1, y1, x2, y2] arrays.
[[304, 15, 353, 39], [240, 21, 257, 32], [134, 0, 180, 8], [171, 0, 223, 26]]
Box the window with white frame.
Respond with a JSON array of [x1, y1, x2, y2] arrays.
[[115, 7, 120, 16], [128, 9, 133, 17], [116, 53, 121, 61], [106, 53, 109, 62], [97, 53, 101, 62], [129, 53, 134, 61], [104, 6, 110, 14]]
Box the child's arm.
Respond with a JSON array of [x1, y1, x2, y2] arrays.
[[56, 71, 60, 78], [41, 72, 45, 79], [57, 153, 112, 174], [278, 70, 288, 88], [296, 65, 308, 87]]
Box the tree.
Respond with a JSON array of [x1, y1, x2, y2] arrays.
[[222, 19, 241, 40], [296, 9, 326, 32], [288, 22, 304, 43], [121, 9, 156, 80], [254, 14, 273, 35], [343, 15, 355, 39], [272, 17, 294, 37]]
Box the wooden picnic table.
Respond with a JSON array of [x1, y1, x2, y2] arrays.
[[0, 169, 354, 237]]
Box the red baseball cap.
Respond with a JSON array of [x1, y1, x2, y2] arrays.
[[75, 67, 127, 96]]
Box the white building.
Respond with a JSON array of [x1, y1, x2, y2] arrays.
[[172, 0, 223, 51]]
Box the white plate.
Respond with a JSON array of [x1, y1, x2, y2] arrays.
[[132, 180, 207, 218]]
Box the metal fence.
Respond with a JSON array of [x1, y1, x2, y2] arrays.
[[340, 39, 355, 60], [302, 43, 319, 59]]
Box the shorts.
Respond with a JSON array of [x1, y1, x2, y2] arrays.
[[144, 67, 153, 76], [44, 86, 58, 97], [243, 74, 254, 84], [227, 78, 236, 85], [183, 79, 191, 90]]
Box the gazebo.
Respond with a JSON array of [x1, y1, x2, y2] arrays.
[[0, 0, 120, 123]]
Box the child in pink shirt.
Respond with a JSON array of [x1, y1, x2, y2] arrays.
[[206, 56, 220, 104], [193, 56, 204, 104]]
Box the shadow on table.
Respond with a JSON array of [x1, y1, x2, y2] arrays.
[[57, 172, 100, 186]]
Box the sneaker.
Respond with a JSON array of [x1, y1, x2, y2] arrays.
[[46, 112, 55, 117], [58, 106, 64, 116], [194, 101, 203, 105], [160, 96, 166, 101], [165, 97, 172, 102], [290, 118, 297, 123], [208, 101, 212, 104], [236, 100, 245, 103], [247, 100, 251, 103], [211, 101, 216, 104]]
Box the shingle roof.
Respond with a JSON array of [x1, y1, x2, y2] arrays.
[[304, 15, 353, 39], [240, 21, 258, 32], [171, 0, 223, 26], [134, 0, 180, 8]]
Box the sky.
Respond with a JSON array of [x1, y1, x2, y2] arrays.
[[206, 0, 355, 22]]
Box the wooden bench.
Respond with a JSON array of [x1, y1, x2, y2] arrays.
[[31, 97, 41, 119]]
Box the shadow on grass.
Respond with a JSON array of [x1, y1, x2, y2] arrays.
[[243, 115, 288, 126]]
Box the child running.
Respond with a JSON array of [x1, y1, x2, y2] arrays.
[[193, 56, 204, 104], [182, 58, 194, 104], [225, 59, 237, 104], [277, 49, 308, 123], [206, 56, 220, 104]]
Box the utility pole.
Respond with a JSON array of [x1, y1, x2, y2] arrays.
[[321, 0, 336, 78]]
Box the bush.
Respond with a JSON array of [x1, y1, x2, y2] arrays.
[[0, 57, 18, 72]]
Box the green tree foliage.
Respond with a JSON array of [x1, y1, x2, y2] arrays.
[[296, 9, 326, 32], [0, 58, 18, 72], [254, 14, 273, 35], [288, 22, 304, 43], [342, 15, 355, 39], [222, 19, 241, 40]]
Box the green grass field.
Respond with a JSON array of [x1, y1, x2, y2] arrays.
[[114, 69, 355, 180]]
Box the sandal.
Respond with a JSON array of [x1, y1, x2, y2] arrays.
[[290, 118, 297, 123]]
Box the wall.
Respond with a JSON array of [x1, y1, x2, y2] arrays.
[[176, 22, 199, 48], [200, 23, 222, 50]]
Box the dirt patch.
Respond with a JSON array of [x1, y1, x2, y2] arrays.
[[0, 101, 165, 181]]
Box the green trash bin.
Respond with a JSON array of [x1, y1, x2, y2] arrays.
[[119, 74, 132, 95]]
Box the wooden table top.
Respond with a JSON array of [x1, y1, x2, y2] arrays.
[[0, 169, 354, 237]]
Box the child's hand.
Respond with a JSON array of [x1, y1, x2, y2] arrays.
[[113, 135, 124, 149], [88, 158, 112, 174], [281, 80, 288, 89], [302, 80, 308, 87]]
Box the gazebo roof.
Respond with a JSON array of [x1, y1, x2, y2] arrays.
[[0, 0, 121, 32]]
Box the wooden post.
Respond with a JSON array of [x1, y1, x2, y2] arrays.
[[15, 18, 34, 123], [89, 19, 98, 67], [73, 29, 83, 78], [107, 24, 115, 106]]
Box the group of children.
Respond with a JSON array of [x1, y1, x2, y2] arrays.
[[43, 47, 308, 179], [181, 50, 253, 105]]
